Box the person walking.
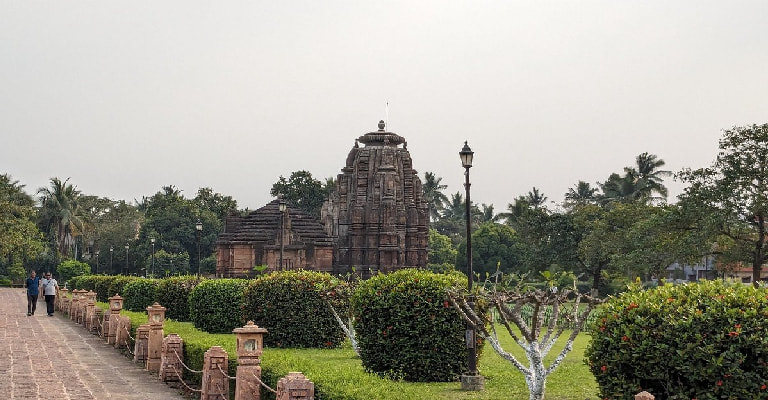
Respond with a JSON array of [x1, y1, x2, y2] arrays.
[[41, 272, 59, 317], [24, 270, 41, 316]]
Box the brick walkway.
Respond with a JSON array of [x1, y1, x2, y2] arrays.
[[0, 288, 187, 400]]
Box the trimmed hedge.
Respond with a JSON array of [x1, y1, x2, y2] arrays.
[[156, 275, 205, 321], [108, 275, 138, 299], [350, 269, 468, 382], [123, 278, 161, 312], [243, 270, 347, 348], [189, 278, 249, 333], [93, 275, 115, 302], [586, 280, 768, 399]]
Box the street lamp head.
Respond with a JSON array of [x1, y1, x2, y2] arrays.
[[110, 246, 113, 253], [150, 237, 155, 244], [460, 141, 474, 169], [278, 198, 287, 213], [125, 243, 129, 250], [196, 219, 203, 232]]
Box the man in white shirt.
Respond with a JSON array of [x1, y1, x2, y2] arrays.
[[40, 272, 59, 317]]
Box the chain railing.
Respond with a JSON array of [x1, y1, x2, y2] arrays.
[[250, 370, 278, 394]]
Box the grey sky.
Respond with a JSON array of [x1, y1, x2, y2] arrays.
[[2, 2, 767, 211]]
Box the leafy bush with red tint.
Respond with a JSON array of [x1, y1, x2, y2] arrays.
[[586, 280, 768, 399]]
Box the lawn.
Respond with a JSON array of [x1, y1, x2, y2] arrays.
[[114, 305, 600, 399]]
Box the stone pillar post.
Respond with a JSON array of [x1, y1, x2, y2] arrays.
[[159, 334, 184, 385], [133, 324, 150, 365], [107, 294, 124, 345], [102, 312, 111, 339], [276, 372, 314, 400], [233, 321, 268, 400], [57, 288, 69, 311], [202, 346, 230, 400], [114, 316, 131, 349], [84, 291, 97, 331], [93, 308, 105, 336], [146, 302, 166, 372], [70, 289, 84, 321]]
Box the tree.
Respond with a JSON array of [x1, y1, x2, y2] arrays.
[[37, 177, 83, 259], [457, 222, 521, 277], [427, 228, 457, 266], [678, 123, 768, 282], [632, 151, 671, 200], [449, 274, 601, 400], [422, 172, 449, 222], [563, 181, 598, 210], [598, 153, 670, 205], [270, 170, 330, 217], [0, 174, 45, 280]]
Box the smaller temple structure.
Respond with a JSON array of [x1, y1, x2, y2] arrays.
[[215, 200, 334, 277]]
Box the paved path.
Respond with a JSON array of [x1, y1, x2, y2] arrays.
[[0, 288, 187, 400]]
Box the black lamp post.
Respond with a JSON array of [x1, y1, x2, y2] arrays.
[[125, 243, 129, 275], [150, 237, 155, 278], [196, 220, 202, 275], [109, 246, 113, 273], [460, 140, 483, 390], [279, 198, 287, 271], [95, 250, 100, 275]]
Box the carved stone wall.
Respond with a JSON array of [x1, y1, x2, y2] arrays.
[[216, 200, 335, 277], [321, 121, 429, 275]]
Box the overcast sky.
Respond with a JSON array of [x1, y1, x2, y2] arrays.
[[2, 2, 767, 212]]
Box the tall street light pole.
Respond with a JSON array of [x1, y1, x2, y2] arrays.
[[110, 246, 113, 273], [151, 237, 155, 278], [95, 250, 99, 275], [460, 141, 483, 391], [196, 220, 202, 276], [279, 198, 287, 271], [125, 243, 129, 276]]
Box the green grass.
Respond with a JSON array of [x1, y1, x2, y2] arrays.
[[98, 302, 600, 399]]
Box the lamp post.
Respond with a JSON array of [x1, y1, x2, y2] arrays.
[[95, 250, 100, 275], [125, 243, 129, 276], [195, 220, 202, 276], [150, 237, 155, 278], [459, 141, 483, 391], [110, 246, 113, 273], [279, 198, 287, 271]]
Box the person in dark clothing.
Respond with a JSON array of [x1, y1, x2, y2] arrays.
[[41, 272, 59, 316], [25, 270, 41, 316]]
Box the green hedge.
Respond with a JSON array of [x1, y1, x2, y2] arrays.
[[243, 270, 347, 348], [189, 278, 249, 333], [351, 269, 468, 382], [586, 280, 768, 399], [156, 275, 204, 321], [123, 278, 161, 312], [107, 275, 138, 299], [93, 275, 115, 302]]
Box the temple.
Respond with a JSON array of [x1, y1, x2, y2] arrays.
[[215, 121, 428, 277], [321, 120, 429, 275]]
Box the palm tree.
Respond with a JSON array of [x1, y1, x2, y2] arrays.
[[477, 203, 502, 224], [37, 177, 83, 258], [422, 172, 449, 222], [632, 152, 671, 201], [525, 187, 548, 210], [563, 181, 599, 209]]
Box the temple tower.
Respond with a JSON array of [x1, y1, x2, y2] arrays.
[[322, 121, 428, 275]]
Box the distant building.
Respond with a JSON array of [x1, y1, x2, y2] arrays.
[[215, 121, 429, 277]]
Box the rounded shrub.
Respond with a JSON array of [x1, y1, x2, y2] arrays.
[[350, 269, 468, 382], [75, 275, 99, 292], [66, 275, 84, 290], [156, 275, 204, 321], [586, 280, 768, 399], [123, 278, 160, 312], [189, 279, 249, 333], [243, 270, 347, 348]]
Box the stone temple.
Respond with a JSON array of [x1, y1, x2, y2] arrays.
[[215, 121, 428, 277]]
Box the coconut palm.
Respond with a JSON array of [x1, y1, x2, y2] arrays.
[[422, 172, 449, 222], [631, 152, 671, 201], [37, 177, 83, 258], [563, 181, 599, 209]]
